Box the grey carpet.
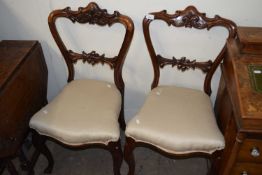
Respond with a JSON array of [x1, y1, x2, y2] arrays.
[[3, 136, 207, 175]]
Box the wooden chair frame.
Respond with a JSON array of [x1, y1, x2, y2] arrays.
[[124, 6, 236, 175], [28, 2, 134, 175]]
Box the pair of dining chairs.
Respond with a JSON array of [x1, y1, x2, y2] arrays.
[[28, 2, 236, 175]]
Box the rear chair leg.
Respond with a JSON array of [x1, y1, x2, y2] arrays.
[[108, 140, 123, 175], [207, 151, 222, 175], [124, 137, 136, 175]]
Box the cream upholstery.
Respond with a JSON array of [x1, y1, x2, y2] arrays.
[[30, 79, 121, 145], [126, 86, 225, 154]]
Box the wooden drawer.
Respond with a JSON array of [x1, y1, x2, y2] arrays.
[[231, 163, 262, 175], [238, 139, 262, 163], [0, 41, 47, 158]]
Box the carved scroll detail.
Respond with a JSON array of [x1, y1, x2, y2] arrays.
[[172, 9, 207, 29], [68, 50, 117, 69], [63, 3, 120, 26], [157, 55, 213, 73], [150, 6, 235, 31]]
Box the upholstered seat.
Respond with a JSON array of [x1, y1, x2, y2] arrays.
[[126, 86, 224, 154], [30, 79, 121, 145]]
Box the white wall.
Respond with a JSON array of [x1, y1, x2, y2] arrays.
[[1, 0, 262, 121]]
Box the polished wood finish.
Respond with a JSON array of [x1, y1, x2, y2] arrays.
[[215, 27, 262, 175], [231, 163, 262, 175], [48, 2, 134, 130], [124, 137, 222, 175], [237, 139, 262, 163], [0, 40, 48, 174], [142, 5, 236, 95], [236, 27, 262, 54], [124, 6, 236, 175], [29, 132, 123, 175], [30, 3, 134, 175]]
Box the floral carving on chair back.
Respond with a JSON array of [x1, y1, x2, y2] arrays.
[[143, 6, 236, 95]]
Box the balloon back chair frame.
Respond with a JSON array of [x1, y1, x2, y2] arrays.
[[124, 6, 236, 175], [28, 2, 134, 175]]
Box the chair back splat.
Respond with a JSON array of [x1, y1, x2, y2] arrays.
[[48, 2, 134, 130], [48, 2, 134, 93], [143, 6, 236, 95]]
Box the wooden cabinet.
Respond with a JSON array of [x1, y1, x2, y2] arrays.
[[215, 27, 262, 175], [0, 41, 48, 173]]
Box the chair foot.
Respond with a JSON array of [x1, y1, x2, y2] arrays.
[[124, 137, 136, 175], [32, 131, 54, 174], [108, 140, 123, 175]]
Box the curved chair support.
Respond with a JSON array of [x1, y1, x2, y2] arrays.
[[124, 137, 136, 175], [48, 2, 134, 130], [28, 131, 54, 175], [143, 6, 236, 95], [108, 140, 123, 175], [124, 137, 222, 175], [29, 131, 123, 175]]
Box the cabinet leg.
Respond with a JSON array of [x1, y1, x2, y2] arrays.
[[7, 160, 18, 175]]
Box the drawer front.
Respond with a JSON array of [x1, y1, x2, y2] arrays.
[[238, 139, 262, 163], [231, 163, 262, 175]]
